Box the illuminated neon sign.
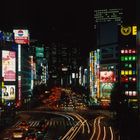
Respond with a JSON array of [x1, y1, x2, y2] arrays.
[[121, 25, 137, 36]]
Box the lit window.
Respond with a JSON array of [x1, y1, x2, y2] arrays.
[[125, 91, 128, 95], [110, 66, 114, 69], [133, 70, 136, 75], [129, 77, 132, 81], [125, 77, 128, 82], [133, 91, 137, 96], [129, 91, 132, 96], [121, 70, 124, 75], [128, 49, 132, 53], [121, 56, 124, 61], [121, 50, 124, 54], [132, 56, 136, 61], [125, 63, 128, 67], [132, 77, 136, 81], [124, 56, 128, 61], [132, 50, 136, 53], [125, 50, 128, 53], [128, 56, 132, 61], [129, 64, 132, 68], [128, 70, 132, 75], [125, 71, 128, 75]]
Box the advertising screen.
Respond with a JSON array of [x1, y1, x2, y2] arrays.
[[2, 85, 16, 101], [100, 83, 114, 98], [2, 51, 16, 81], [100, 71, 115, 83]]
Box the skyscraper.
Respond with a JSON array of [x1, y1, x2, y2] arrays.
[[93, 8, 124, 103], [47, 41, 80, 87]]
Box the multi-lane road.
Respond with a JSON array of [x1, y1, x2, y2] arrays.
[[0, 87, 120, 139], [1, 109, 119, 140]]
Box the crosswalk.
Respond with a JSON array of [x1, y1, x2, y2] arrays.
[[12, 119, 76, 128]]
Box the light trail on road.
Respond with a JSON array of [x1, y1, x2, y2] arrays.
[[90, 117, 99, 140], [103, 126, 106, 140], [61, 112, 91, 140], [97, 116, 104, 140], [90, 116, 116, 140], [67, 113, 85, 134], [109, 126, 114, 140], [67, 121, 86, 140], [90, 116, 104, 140], [75, 113, 90, 134], [61, 121, 81, 140]]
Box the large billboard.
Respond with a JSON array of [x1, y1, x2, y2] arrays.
[[100, 83, 114, 98], [13, 29, 29, 44], [100, 71, 116, 83], [2, 51, 16, 81], [2, 85, 16, 101]]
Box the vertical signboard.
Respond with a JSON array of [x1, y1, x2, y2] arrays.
[[17, 45, 21, 105], [30, 56, 34, 90], [2, 51, 16, 81], [89, 51, 94, 97], [13, 29, 30, 107]]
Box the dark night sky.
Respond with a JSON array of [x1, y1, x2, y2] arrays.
[[0, 0, 136, 56]]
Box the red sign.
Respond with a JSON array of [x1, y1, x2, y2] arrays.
[[13, 29, 29, 44], [100, 71, 116, 83]]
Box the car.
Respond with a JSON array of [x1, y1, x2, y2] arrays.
[[18, 121, 29, 131], [12, 129, 24, 139]]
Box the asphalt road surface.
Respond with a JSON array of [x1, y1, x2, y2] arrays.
[[1, 110, 119, 140]]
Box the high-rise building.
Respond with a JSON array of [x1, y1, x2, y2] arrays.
[[93, 8, 123, 102], [119, 25, 137, 109], [47, 41, 81, 87], [94, 9, 123, 25]]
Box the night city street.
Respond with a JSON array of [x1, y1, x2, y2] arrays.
[[0, 0, 139, 140]]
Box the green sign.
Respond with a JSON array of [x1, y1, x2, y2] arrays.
[[36, 47, 44, 57]]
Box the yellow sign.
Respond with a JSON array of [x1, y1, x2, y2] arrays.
[[121, 26, 131, 36], [121, 26, 137, 36], [132, 26, 137, 35]]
